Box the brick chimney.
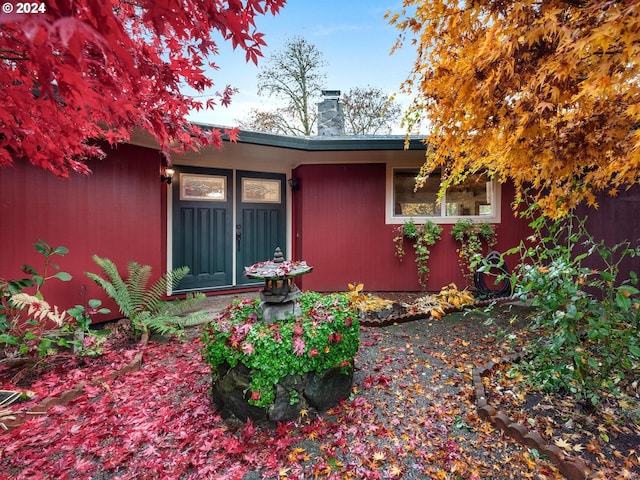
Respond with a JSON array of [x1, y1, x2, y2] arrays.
[[317, 90, 344, 136]]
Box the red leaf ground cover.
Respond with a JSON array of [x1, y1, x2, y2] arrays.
[[0, 309, 568, 480], [1, 347, 141, 406]]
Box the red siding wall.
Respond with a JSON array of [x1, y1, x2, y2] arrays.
[[293, 163, 531, 292], [576, 185, 640, 284], [0, 144, 163, 320]]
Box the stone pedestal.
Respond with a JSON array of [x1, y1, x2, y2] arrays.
[[260, 286, 302, 323], [212, 362, 354, 422], [261, 301, 302, 323]]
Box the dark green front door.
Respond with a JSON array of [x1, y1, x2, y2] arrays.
[[172, 168, 286, 291], [172, 167, 233, 292], [236, 171, 287, 285]]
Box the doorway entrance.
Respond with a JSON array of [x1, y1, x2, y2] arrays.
[[171, 167, 286, 292]]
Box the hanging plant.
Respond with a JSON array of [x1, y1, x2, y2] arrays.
[[392, 220, 418, 260], [451, 220, 497, 282], [393, 219, 443, 290]]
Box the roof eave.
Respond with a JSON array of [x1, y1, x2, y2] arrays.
[[196, 123, 427, 151]]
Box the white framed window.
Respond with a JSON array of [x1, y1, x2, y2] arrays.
[[385, 163, 501, 224]]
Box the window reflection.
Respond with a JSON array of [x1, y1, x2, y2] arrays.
[[393, 169, 493, 218]]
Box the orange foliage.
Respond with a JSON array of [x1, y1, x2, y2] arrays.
[[387, 0, 640, 217]]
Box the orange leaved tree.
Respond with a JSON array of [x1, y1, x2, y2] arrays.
[[387, 0, 640, 217]]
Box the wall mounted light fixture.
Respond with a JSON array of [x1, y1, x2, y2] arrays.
[[161, 167, 175, 184], [288, 177, 300, 191]]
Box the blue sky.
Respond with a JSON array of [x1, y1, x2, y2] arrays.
[[186, 0, 417, 133]]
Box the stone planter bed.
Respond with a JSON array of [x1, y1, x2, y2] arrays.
[[201, 291, 360, 422]]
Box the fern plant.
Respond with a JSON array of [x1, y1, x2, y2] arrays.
[[86, 256, 206, 340]]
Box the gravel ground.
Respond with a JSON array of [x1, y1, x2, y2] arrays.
[[199, 292, 560, 479]]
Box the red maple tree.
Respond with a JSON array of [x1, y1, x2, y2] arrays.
[[0, 0, 285, 176]]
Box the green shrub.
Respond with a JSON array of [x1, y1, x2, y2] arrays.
[[201, 292, 360, 407], [0, 240, 108, 357], [508, 206, 640, 409]]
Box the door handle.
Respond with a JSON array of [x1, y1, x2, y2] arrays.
[[236, 232, 241, 251]]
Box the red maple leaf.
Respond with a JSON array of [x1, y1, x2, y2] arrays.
[[293, 336, 306, 356]]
